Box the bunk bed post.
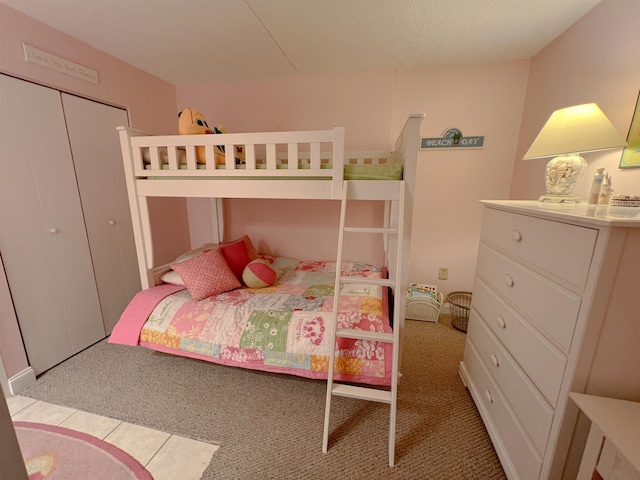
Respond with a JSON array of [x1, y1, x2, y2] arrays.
[[210, 198, 224, 244], [331, 127, 345, 198], [393, 113, 424, 369], [382, 200, 390, 265], [117, 127, 154, 289]]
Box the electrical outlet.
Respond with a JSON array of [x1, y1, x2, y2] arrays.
[[438, 267, 449, 280]]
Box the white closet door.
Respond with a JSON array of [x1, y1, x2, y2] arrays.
[[61, 94, 141, 333], [0, 75, 105, 374]]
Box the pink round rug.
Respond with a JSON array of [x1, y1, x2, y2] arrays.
[[14, 421, 153, 480]]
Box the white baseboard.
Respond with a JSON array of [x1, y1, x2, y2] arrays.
[[9, 367, 36, 395]]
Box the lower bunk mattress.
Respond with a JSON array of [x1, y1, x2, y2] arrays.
[[109, 258, 393, 386]]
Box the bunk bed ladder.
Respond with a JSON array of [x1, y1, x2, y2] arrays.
[[322, 180, 404, 467]]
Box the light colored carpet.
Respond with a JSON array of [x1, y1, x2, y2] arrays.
[[21, 317, 506, 479]]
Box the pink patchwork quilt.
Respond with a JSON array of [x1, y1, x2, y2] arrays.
[[109, 258, 393, 385]]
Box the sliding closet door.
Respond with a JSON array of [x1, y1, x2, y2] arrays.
[[61, 94, 141, 333], [0, 75, 105, 374]]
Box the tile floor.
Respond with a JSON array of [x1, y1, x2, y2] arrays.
[[7, 394, 219, 480]]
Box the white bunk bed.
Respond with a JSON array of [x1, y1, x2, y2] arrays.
[[110, 113, 424, 466]]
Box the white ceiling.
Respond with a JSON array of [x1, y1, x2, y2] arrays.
[[1, 0, 602, 85]]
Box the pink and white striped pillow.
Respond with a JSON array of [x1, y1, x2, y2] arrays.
[[171, 248, 240, 301]]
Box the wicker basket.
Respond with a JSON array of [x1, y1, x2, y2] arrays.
[[446, 291, 472, 332], [406, 292, 443, 322]]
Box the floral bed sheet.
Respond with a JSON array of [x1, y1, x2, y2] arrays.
[[109, 258, 392, 385]]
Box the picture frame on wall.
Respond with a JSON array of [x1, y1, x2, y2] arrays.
[[619, 90, 640, 168]]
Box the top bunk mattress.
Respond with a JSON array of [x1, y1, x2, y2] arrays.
[[144, 161, 403, 180]]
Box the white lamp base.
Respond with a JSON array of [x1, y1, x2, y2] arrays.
[[540, 154, 587, 203], [538, 194, 582, 203]]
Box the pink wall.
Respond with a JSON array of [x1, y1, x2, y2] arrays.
[[0, 6, 178, 133], [510, 0, 640, 200], [180, 0, 639, 300], [0, 5, 187, 379], [509, 5, 640, 465], [3, 0, 636, 382], [394, 63, 529, 293], [178, 62, 530, 290], [180, 71, 397, 263]]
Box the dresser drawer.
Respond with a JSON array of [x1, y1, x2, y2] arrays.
[[476, 244, 581, 352], [468, 312, 554, 458], [463, 340, 543, 480], [472, 278, 567, 406], [481, 207, 597, 290]]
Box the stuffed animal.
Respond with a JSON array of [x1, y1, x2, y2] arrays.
[[178, 107, 225, 164], [213, 124, 246, 165]]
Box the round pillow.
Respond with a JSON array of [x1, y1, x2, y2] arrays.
[[242, 259, 278, 288]]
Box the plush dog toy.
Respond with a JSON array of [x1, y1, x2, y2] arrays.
[[178, 107, 225, 164], [213, 124, 245, 165]]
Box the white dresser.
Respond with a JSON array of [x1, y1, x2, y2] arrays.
[[459, 201, 640, 480]]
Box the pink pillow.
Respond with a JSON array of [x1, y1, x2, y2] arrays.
[[220, 235, 259, 282], [171, 248, 241, 301]]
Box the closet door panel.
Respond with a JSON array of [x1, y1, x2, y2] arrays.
[[0, 75, 73, 371], [0, 75, 105, 373], [61, 94, 141, 333], [14, 81, 105, 352]]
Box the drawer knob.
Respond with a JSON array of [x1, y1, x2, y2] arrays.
[[485, 390, 494, 404], [108, 220, 116, 225], [504, 274, 514, 287], [511, 229, 522, 242], [490, 354, 499, 367], [48, 227, 59, 234], [497, 315, 507, 329]]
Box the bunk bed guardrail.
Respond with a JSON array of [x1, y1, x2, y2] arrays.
[[118, 126, 346, 193]]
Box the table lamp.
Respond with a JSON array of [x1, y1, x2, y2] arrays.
[[523, 103, 627, 203]]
